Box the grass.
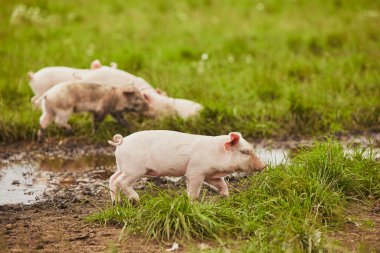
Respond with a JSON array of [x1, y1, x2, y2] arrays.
[[88, 140, 380, 252], [1, 0, 379, 143]]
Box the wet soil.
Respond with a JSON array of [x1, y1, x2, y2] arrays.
[[329, 201, 380, 252], [0, 192, 167, 253]]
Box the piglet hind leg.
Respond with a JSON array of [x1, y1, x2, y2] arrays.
[[109, 169, 122, 205], [205, 177, 229, 197], [115, 171, 144, 203], [92, 113, 106, 134], [54, 109, 73, 134]]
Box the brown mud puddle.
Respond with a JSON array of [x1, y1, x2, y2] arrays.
[[0, 150, 115, 206]]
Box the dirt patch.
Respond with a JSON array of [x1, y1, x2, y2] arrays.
[[328, 201, 380, 252], [0, 193, 168, 253]]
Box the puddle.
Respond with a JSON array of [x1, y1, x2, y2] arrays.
[[0, 153, 115, 206], [0, 163, 51, 205], [37, 154, 115, 173], [256, 147, 288, 166]]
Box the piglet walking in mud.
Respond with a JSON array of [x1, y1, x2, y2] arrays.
[[108, 130, 266, 203], [35, 81, 147, 142]]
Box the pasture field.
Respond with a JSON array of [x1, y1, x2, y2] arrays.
[[0, 0, 379, 142]]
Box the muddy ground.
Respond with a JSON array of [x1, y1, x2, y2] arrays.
[[0, 134, 379, 252], [0, 193, 165, 253]]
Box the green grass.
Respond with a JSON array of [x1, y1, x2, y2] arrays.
[[1, 0, 379, 143], [88, 141, 380, 252]]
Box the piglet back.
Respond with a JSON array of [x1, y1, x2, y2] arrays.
[[108, 134, 123, 146]]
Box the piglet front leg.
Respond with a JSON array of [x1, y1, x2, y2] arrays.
[[186, 174, 205, 200], [92, 113, 106, 133], [111, 112, 130, 128]]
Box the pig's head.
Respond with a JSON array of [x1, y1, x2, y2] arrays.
[[141, 92, 177, 118], [116, 87, 148, 113], [172, 98, 203, 119], [224, 132, 266, 173], [141, 92, 203, 119]]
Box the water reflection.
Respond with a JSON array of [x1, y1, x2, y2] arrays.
[[0, 153, 115, 205]]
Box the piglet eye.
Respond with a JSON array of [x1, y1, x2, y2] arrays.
[[240, 150, 250, 155]]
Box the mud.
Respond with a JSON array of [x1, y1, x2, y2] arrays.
[[329, 201, 380, 252], [0, 191, 165, 253], [0, 144, 115, 206]]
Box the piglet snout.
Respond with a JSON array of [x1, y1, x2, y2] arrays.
[[259, 163, 267, 171], [251, 155, 266, 172]]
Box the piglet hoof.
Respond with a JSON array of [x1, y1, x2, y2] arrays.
[[188, 196, 200, 204], [37, 130, 44, 143], [129, 198, 139, 207], [112, 195, 123, 206], [65, 128, 74, 135], [112, 200, 121, 206], [121, 122, 130, 128]]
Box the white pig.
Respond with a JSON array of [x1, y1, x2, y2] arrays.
[[81, 67, 203, 119], [108, 130, 266, 202], [35, 81, 147, 141], [80, 67, 162, 94], [28, 59, 117, 102], [141, 91, 203, 119]]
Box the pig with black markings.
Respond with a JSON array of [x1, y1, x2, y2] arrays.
[[108, 130, 266, 203], [34, 81, 147, 142]]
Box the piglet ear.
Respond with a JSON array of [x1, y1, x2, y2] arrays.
[[156, 88, 167, 96], [27, 71, 34, 80], [91, 59, 102, 69], [122, 88, 135, 97], [110, 62, 118, 69], [142, 92, 152, 103], [224, 132, 241, 151]]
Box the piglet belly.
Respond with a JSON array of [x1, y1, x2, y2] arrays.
[[145, 161, 188, 177]]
